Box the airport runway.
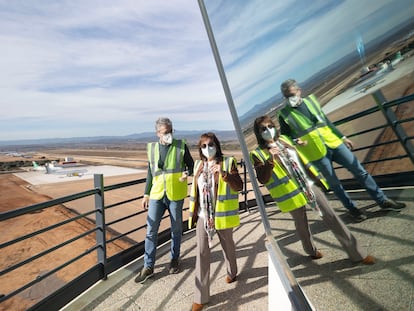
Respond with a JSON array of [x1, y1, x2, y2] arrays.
[[13, 165, 147, 185], [323, 55, 414, 115]]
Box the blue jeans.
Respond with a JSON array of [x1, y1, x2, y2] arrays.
[[312, 143, 386, 210], [144, 195, 184, 268]]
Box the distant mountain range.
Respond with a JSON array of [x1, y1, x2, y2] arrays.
[[0, 130, 238, 148]]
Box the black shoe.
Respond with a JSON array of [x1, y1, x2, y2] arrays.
[[379, 199, 406, 211], [348, 208, 367, 222], [169, 258, 180, 274], [134, 266, 154, 284]]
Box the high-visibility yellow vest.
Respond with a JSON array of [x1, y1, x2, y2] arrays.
[[188, 157, 240, 230], [147, 139, 188, 200], [278, 94, 343, 161], [279, 135, 329, 190], [250, 147, 307, 213]]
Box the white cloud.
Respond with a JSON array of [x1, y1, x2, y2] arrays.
[[0, 0, 231, 140], [2, 0, 413, 140]]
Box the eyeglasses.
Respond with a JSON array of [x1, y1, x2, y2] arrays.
[[259, 124, 275, 132], [287, 88, 300, 97], [201, 142, 214, 149], [158, 129, 175, 135]]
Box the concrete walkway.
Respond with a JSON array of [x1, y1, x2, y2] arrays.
[[61, 188, 414, 311]]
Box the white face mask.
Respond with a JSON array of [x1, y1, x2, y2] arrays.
[[261, 127, 276, 141], [288, 95, 302, 107], [162, 133, 173, 145], [202, 146, 217, 159]]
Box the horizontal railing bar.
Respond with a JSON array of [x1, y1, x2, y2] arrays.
[[105, 196, 142, 209], [347, 124, 387, 139], [383, 93, 414, 107], [400, 116, 414, 123], [0, 244, 100, 303], [333, 93, 414, 126], [361, 154, 408, 165], [106, 225, 145, 244], [0, 209, 96, 249], [334, 154, 408, 170], [0, 227, 98, 277], [351, 139, 400, 153], [106, 211, 143, 227], [0, 189, 99, 221], [103, 178, 146, 192]]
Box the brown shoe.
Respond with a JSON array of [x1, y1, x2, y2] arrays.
[[361, 255, 375, 265], [225, 275, 237, 284], [192, 302, 204, 311], [310, 250, 323, 260]]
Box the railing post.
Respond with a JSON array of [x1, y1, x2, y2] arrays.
[[94, 174, 108, 280], [372, 90, 414, 163]]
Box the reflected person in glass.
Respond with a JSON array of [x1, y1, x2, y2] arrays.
[[189, 132, 243, 311], [250, 115, 375, 264], [278, 79, 406, 222]]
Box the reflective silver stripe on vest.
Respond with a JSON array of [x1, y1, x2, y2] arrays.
[[253, 147, 289, 189], [267, 174, 289, 189], [273, 188, 302, 203], [306, 96, 322, 114], [215, 209, 239, 217], [218, 193, 239, 201], [151, 140, 184, 176], [218, 157, 238, 202]]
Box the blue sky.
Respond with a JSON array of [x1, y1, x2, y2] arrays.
[[205, 0, 414, 117], [1, 1, 414, 141], [0, 1, 231, 140]]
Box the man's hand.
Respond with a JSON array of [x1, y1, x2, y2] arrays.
[[294, 138, 308, 146], [343, 137, 354, 150], [179, 170, 189, 182], [141, 195, 149, 210]]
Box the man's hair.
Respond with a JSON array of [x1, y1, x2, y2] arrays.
[[280, 79, 299, 97], [155, 117, 173, 131]]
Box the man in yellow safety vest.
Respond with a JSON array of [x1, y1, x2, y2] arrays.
[[135, 117, 194, 284], [277, 79, 406, 222]]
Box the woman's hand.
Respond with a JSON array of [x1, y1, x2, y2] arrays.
[[210, 163, 222, 175], [268, 146, 282, 159]]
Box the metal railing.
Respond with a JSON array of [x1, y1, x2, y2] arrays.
[[0, 91, 413, 310], [331, 91, 414, 189]]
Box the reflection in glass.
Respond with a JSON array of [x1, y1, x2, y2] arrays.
[[199, 1, 414, 309], [203, 0, 414, 177], [203, 0, 414, 133]]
